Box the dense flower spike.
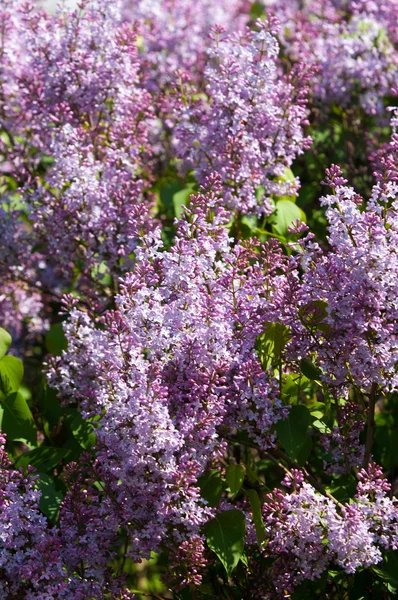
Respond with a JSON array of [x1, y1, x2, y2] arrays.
[[0, 433, 48, 598], [267, 0, 398, 115], [258, 466, 398, 596], [124, 0, 248, 87], [0, 436, 132, 598], [49, 188, 287, 557], [0, 207, 49, 340], [0, 0, 154, 334], [3, 0, 152, 173], [168, 535, 207, 588], [174, 21, 311, 214], [287, 163, 398, 392]]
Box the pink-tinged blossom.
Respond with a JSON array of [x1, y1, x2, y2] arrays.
[[370, 106, 398, 188], [3, 0, 152, 171], [0, 435, 136, 598], [124, 0, 248, 88], [258, 465, 398, 595], [168, 535, 207, 588], [0, 0, 155, 336], [173, 21, 311, 215], [48, 186, 287, 558], [0, 207, 50, 345], [0, 433, 48, 598], [0, 281, 49, 343], [287, 163, 398, 392], [26, 126, 152, 285], [267, 0, 398, 115]]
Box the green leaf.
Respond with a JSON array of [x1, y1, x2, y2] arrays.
[[0, 355, 24, 397], [241, 215, 258, 239], [281, 373, 310, 403], [271, 200, 304, 235], [311, 419, 332, 434], [0, 392, 36, 445], [198, 469, 223, 507], [226, 464, 245, 498], [296, 434, 313, 466], [45, 323, 67, 356], [37, 474, 64, 522], [16, 446, 67, 472], [245, 489, 266, 545], [255, 322, 290, 371], [310, 410, 324, 419], [156, 179, 195, 221], [300, 358, 322, 381], [38, 384, 64, 429], [372, 552, 398, 588], [278, 167, 296, 183], [250, 1, 265, 18], [70, 412, 96, 449], [205, 509, 246, 576], [0, 328, 12, 359], [172, 184, 195, 219], [275, 405, 311, 459], [326, 476, 357, 503]]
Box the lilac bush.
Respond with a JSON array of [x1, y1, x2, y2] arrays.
[[256, 465, 398, 597], [1, 0, 154, 330], [0, 0, 398, 598], [0, 434, 133, 598], [123, 0, 248, 87]]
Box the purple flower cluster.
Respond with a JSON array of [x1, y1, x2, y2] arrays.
[[1, 0, 398, 595], [0, 0, 313, 342], [0, 0, 154, 327], [124, 0, 248, 88], [0, 435, 133, 598], [267, 0, 398, 115], [49, 185, 287, 558], [259, 465, 398, 596], [168, 535, 207, 588], [287, 164, 398, 392], [174, 21, 311, 214]]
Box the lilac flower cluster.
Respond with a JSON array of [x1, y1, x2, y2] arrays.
[[174, 21, 311, 214], [0, 0, 154, 327], [2, 0, 152, 177], [168, 535, 207, 588], [124, 0, 248, 88], [259, 465, 398, 596], [267, 0, 398, 115], [49, 186, 287, 558], [288, 164, 398, 392], [0, 0, 313, 343], [0, 205, 49, 340], [0, 435, 133, 599], [2, 0, 398, 595]]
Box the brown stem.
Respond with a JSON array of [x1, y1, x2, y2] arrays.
[[274, 448, 344, 509], [362, 382, 378, 470], [226, 436, 343, 508], [263, 451, 291, 477]]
